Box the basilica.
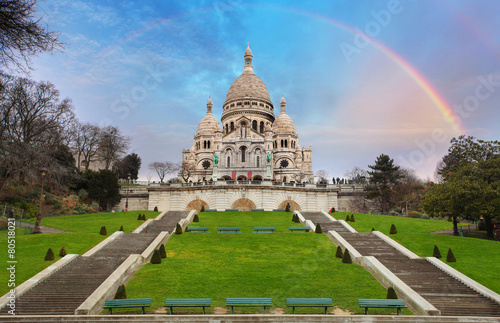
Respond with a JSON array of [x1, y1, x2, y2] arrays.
[[181, 45, 313, 183]]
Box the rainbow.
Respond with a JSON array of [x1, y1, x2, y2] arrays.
[[97, 5, 464, 134]]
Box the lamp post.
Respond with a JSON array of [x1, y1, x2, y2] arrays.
[[34, 167, 48, 234], [125, 173, 131, 211]]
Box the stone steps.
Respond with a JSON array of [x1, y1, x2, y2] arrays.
[[0, 211, 190, 315], [301, 212, 500, 317]]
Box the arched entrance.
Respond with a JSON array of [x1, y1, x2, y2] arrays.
[[221, 175, 232, 180], [186, 199, 209, 212], [231, 198, 256, 211], [252, 175, 263, 181], [237, 175, 247, 181], [279, 200, 301, 212]]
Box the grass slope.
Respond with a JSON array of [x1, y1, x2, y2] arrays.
[[125, 211, 402, 315], [0, 211, 158, 295], [334, 212, 500, 294]]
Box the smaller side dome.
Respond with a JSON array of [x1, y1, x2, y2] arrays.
[[196, 96, 222, 135], [273, 95, 296, 134]]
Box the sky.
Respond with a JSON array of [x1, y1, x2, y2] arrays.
[[27, 0, 500, 182]]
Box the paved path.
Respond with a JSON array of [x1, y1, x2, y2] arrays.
[[301, 211, 500, 317], [0, 211, 190, 315]]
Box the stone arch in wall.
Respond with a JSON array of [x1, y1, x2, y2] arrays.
[[231, 198, 256, 211], [186, 199, 209, 212], [278, 200, 301, 212]]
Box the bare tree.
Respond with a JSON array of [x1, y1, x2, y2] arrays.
[[344, 166, 368, 184], [0, 0, 64, 73], [98, 126, 130, 170], [179, 162, 194, 183], [0, 76, 74, 189], [71, 122, 101, 171], [149, 161, 178, 183], [315, 169, 329, 183]]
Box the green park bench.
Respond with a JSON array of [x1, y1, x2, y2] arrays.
[[273, 209, 286, 211], [185, 227, 209, 232], [225, 208, 239, 211], [164, 298, 211, 315], [205, 209, 217, 212], [358, 299, 406, 315], [289, 226, 310, 232], [218, 227, 241, 233], [251, 208, 264, 211], [225, 297, 272, 314], [103, 298, 151, 314], [253, 226, 276, 233], [286, 298, 333, 314]]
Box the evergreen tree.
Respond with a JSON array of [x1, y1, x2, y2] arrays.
[[119, 225, 124, 231], [59, 247, 67, 257], [335, 246, 343, 258], [150, 249, 162, 264], [285, 203, 291, 212], [342, 249, 352, 264], [386, 287, 398, 299], [175, 223, 183, 234], [154, 206, 158, 212], [366, 154, 401, 213], [315, 223, 322, 233], [350, 214, 355, 222], [200, 205, 205, 212], [159, 244, 167, 258], [193, 214, 199, 222], [44, 248, 54, 261], [447, 248, 456, 262], [433, 245, 442, 258], [114, 285, 127, 299], [100, 226, 107, 235], [345, 215, 350, 222], [389, 224, 397, 234]]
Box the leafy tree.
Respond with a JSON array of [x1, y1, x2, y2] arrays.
[[366, 154, 401, 213], [0, 0, 64, 73], [114, 153, 141, 180], [84, 170, 121, 210]]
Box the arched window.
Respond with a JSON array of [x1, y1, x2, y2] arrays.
[[204, 141, 207, 149], [256, 156, 260, 168], [207, 141, 210, 149], [285, 140, 288, 148], [252, 120, 257, 130], [241, 147, 246, 162], [260, 121, 264, 133], [230, 122, 234, 131], [281, 139, 284, 148], [227, 156, 230, 168], [225, 124, 228, 133]]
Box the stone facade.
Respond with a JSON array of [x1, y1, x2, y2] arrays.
[[181, 45, 313, 183]]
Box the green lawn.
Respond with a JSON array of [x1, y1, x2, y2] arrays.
[[0, 211, 158, 295], [332, 212, 500, 294], [125, 211, 405, 315]]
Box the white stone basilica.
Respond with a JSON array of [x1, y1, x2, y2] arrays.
[[181, 45, 313, 183]]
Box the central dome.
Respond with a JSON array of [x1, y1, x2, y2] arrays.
[[225, 71, 271, 102]]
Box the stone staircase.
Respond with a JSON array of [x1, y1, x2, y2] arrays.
[[301, 212, 500, 317], [0, 211, 190, 315]]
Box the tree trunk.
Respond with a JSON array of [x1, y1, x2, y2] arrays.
[[452, 215, 459, 236], [484, 216, 494, 240]]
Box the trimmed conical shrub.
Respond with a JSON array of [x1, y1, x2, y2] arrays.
[[159, 244, 167, 258], [315, 223, 322, 233], [150, 249, 162, 264], [345, 215, 350, 222], [342, 249, 352, 264], [114, 285, 126, 299], [433, 245, 442, 258], [447, 248, 456, 262], [119, 225, 124, 231], [44, 248, 54, 261], [59, 247, 67, 257], [335, 246, 343, 258], [193, 214, 199, 222], [389, 224, 397, 234], [137, 214, 142, 220], [285, 203, 291, 212], [371, 227, 375, 232], [200, 205, 205, 212], [175, 223, 183, 235], [387, 287, 398, 299], [100, 226, 107, 235], [154, 206, 158, 212], [292, 213, 299, 223], [350, 214, 355, 222], [141, 214, 146, 220]]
